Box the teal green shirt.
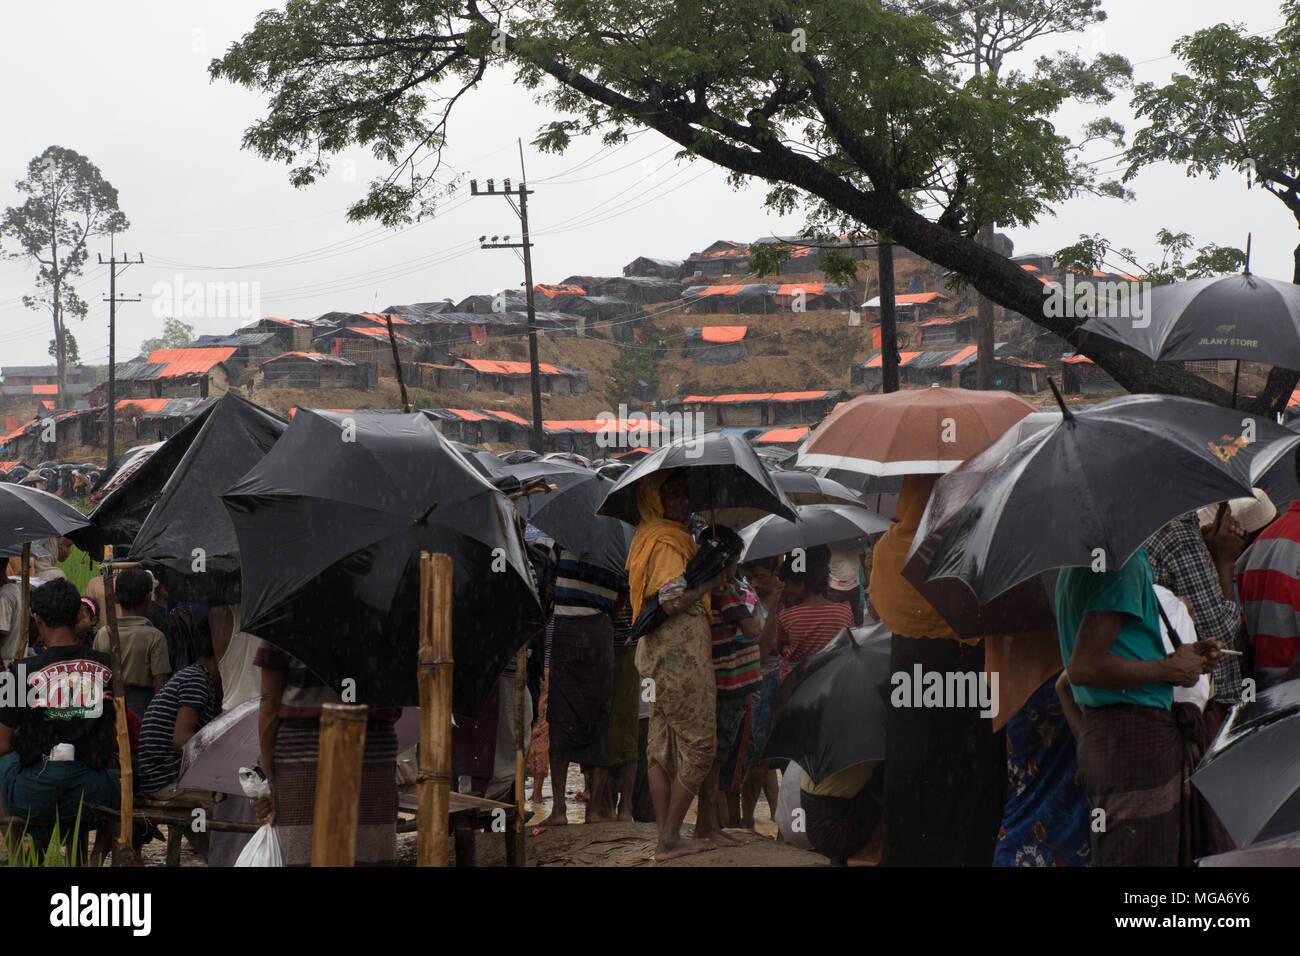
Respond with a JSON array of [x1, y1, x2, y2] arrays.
[[1055, 549, 1172, 711]]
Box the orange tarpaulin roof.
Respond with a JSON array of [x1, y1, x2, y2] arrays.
[[490, 410, 530, 425], [700, 326, 747, 343], [29, 384, 58, 395], [864, 351, 923, 368], [535, 283, 586, 297], [446, 408, 489, 421], [117, 399, 171, 413], [940, 346, 979, 367], [1020, 264, 1040, 272], [895, 292, 948, 304], [919, 314, 975, 327], [1061, 354, 1093, 365], [681, 390, 833, 404], [775, 283, 826, 296], [459, 358, 566, 376], [543, 419, 664, 434], [757, 426, 810, 443], [357, 312, 410, 324], [698, 284, 746, 296], [147, 348, 236, 376]]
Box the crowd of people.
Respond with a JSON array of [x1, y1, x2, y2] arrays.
[[2, 447, 1300, 868]]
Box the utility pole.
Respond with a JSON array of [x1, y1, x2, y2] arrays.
[[98, 234, 142, 472], [469, 140, 544, 453]]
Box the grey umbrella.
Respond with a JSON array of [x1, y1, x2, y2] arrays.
[[1078, 268, 1300, 403], [739, 503, 891, 562], [1191, 678, 1300, 849]]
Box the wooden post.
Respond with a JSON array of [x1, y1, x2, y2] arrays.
[[417, 552, 453, 866], [13, 542, 31, 662], [101, 549, 135, 867], [311, 703, 369, 866], [514, 644, 527, 866]]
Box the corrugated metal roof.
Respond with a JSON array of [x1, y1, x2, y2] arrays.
[[262, 351, 357, 367]]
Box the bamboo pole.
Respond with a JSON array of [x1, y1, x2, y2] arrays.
[[12, 542, 31, 662], [311, 702, 369, 866], [417, 552, 453, 866], [514, 644, 527, 867], [101, 548, 135, 867]]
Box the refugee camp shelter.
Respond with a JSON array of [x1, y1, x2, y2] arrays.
[[190, 333, 283, 378], [234, 316, 315, 353], [312, 325, 419, 371], [683, 326, 748, 364], [260, 352, 366, 389], [623, 257, 684, 279], [424, 407, 535, 447], [682, 240, 750, 278], [916, 314, 977, 346], [671, 390, 845, 428], [456, 358, 590, 395], [1061, 353, 1121, 395], [91, 348, 235, 402]]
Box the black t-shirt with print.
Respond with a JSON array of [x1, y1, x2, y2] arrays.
[[0, 644, 116, 769]]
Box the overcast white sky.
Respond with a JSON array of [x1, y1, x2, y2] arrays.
[[1, 0, 1294, 367]]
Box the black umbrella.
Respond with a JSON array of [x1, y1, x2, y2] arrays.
[[1078, 268, 1300, 402], [504, 460, 634, 575], [597, 432, 796, 526], [922, 392, 1300, 605], [0, 483, 91, 549], [903, 413, 1061, 639], [71, 411, 217, 555], [127, 394, 286, 603], [222, 409, 545, 712], [762, 623, 891, 784], [1079, 270, 1300, 368], [711, 469, 867, 528], [739, 504, 890, 562], [1191, 678, 1300, 849]]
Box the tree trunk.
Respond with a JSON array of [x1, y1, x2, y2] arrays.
[[877, 241, 899, 393], [976, 224, 995, 389]]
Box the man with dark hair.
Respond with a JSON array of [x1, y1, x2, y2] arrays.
[[94, 568, 170, 716], [0, 579, 120, 845], [137, 617, 221, 798]]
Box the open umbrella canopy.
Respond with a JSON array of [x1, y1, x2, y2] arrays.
[[504, 460, 633, 575], [597, 432, 796, 525], [1078, 271, 1300, 368], [762, 623, 892, 784], [0, 483, 90, 550], [903, 413, 1060, 639], [797, 386, 1035, 476], [739, 503, 891, 562], [223, 409, 545, 713], [921, 394, 1300, 605], [1192, 678, 1300, 849], [709, 468, 866, 528], [127, 394, 287, 604]]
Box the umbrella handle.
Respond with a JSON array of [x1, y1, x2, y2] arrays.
[[1211, 501, 1228, 536]]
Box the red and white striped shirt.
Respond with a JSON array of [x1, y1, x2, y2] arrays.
[[778, 601, 854, 665], [1236, 501, 1300, 686]]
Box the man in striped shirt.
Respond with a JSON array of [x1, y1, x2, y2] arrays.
[[1237, 492, 1300, 689], [542, 547, 621, 826]]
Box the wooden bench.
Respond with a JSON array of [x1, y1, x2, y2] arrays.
[[397, 790, 520, 867], [86, 798, 259, 866]]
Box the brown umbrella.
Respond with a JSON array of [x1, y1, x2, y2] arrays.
[[797, 385, 1036, 476]]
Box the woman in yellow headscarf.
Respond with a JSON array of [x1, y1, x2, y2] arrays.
[[625, 469, 725, 861], [869, 473, 1005, 867]]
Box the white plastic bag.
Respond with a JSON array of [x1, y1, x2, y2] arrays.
[[234, 823, 283, 867]]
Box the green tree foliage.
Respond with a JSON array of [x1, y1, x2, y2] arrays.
[[137, 316, 195, 357], [1, 146, 128, 409], [1054, 229, 1247, 286], [1128, 5, 1300, 283], [609, 345, 658, 406], [210, 1, 1269, 409]]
